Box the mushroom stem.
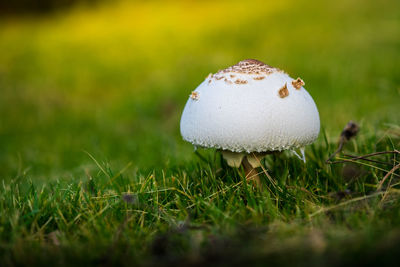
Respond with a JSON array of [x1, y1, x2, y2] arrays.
[[242, 156, 262, 188]]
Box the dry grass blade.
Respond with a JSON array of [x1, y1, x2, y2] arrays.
[[376, 163, 400, 191], [309, 191, 387, 218], [84, 150, 111, 179], [326, 121, 360, 163], [332, 157, 400, 179], [251, 152, 283, 193]]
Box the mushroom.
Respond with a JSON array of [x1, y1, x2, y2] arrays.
[[180, 59, 320, 186]]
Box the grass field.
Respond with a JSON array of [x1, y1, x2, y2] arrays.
[[0, 0, 399, 265]]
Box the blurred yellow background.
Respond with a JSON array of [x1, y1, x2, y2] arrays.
[[0, 0, 399, 179]]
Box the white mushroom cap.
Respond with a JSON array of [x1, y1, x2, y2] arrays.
[[180, 59, 320, 153]]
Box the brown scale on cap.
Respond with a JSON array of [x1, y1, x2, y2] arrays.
[[190, 91, 199, 100], [292, 78, 305, 90], [278, 83, 289, 98], [253, 76, 265, 80], [235, 79, 248, 84], [224, 78, 232, 84], [216, 59, 280, 75]]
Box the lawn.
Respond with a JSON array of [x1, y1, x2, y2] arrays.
[[0, 0, 399, 265]]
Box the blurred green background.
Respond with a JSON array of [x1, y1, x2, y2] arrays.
[[0, 0, 399, 181]]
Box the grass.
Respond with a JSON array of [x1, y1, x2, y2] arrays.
[[1, 130, 399, 266], [0, 0, 399, 265]]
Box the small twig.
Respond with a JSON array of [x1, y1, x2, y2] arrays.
[[327, 150, 399, 165], [344, 150, 399, 159], [342, 153, 393, 166]]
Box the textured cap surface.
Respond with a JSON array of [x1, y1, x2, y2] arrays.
[[180, 59, 320, 153]]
